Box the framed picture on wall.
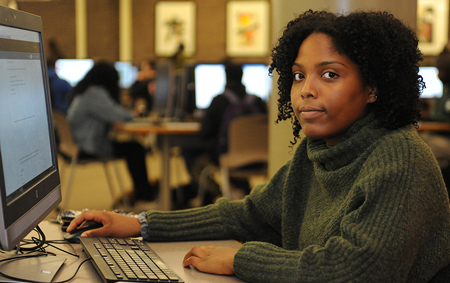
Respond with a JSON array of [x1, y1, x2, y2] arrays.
[[155, 1, 196, 57], [226, 1, 270, 57], [417, 0, 449, 56]]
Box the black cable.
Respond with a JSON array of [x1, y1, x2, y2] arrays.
[[17, 225, 80, 258], [16, 225, 46, 252], [0, 225, 88, 282]]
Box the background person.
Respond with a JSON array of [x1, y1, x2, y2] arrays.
[[129, 59, 157, 116], [67, 61, 157, 203], [46, 39, 72, 114], [419, 45, 450, 187], [187, 62, 268, 202], [68, 11, 450, 283]]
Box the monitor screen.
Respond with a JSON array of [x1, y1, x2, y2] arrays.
[[0, 6, 61, 251], [55, 58, 94, 87], [152, 61, 172, 116], [114, 61, 138, 89], [419, 66, 443, 98], [194, 63, 272, 109]]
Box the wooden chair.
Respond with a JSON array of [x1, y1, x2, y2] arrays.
[[52, 111, 130, 210], [219, 113, 268, 199]]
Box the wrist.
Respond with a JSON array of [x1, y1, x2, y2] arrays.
[[138, 212, 150, 240]]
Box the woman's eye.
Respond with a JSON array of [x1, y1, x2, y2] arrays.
[[323, 71, 338, 79], [293, 73, 304, 81]]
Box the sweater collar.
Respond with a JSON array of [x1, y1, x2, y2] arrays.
[[306, 114, 385, 170]]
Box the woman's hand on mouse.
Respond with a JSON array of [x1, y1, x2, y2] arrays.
[[67, 210, 141, 238], [183, 246, 238, 275]]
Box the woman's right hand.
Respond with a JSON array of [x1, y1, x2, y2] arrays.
[[66, 210, 142, 238]]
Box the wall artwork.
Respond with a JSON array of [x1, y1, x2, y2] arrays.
[[155, 1, 196, 57], [417, 0, 449, 56], [226, 1, 270, 57]]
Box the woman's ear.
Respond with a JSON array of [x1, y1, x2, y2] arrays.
[[367, 87, 378, 103]]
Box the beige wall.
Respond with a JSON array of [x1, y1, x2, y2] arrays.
[[18, 0, 271, 65]]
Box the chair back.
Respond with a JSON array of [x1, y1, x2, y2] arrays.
[[221, 113, 268, 169], [52, 111, 79, 159]]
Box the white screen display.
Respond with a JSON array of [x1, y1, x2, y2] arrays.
[[114, 61, 139, 89], [0, 26, 53, 199], [419, 66, 443, 98], [194, 64, 272, 109], [55, 59, 94, 87]]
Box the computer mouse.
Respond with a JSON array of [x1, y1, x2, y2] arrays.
[[63, 221, 103, 243]]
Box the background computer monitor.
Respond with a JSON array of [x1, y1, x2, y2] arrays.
[[194, 63, 272, 109], [152, 61, 172, 117], [55, 58, 94, 86], [114, 61, 138, 89], [419, 66, 443, 98], [0, 6, 61, 251]]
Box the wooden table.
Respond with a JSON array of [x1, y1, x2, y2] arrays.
[[416, 122, 450, 132], [113, 121, 201, 211]]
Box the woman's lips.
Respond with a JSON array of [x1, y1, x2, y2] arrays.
[[299, 106, 324, 119]]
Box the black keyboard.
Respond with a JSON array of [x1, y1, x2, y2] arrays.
[[80, 237, 184, 282]]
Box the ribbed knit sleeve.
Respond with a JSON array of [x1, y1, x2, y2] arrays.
[[146, 204, 229, 241], [146, 162, 291, 243]]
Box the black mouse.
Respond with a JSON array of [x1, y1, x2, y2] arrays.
[[63, 221, 103, 243]]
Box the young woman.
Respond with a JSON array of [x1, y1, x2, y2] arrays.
[[67, 11, 450, 282], [67, 61, 156, 202]]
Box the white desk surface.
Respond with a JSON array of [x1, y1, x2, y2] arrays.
[[0, 220, 246, 283]]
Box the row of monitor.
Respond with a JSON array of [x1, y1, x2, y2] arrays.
[[54, 59, 273, 110], [55, 59, 139, 89]]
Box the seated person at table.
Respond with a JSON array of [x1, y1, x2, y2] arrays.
[[200, 61, 267, 164], [67, 11, 450, 282], [193, 62, 267, 199], [129, 59, 157, 116], [46, 39, 72, 114], [67, 61, 156, 202]]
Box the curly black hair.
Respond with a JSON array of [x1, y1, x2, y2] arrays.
[[269, 10, 424, 144]]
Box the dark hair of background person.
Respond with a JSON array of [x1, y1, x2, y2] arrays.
[[269, 10, 424, 145], [72, 61, 121, 103], [225, 62, 243, 83], [46, 38, 65, 68]]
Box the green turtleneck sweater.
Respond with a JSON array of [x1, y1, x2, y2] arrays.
[[146, 115, 450, 282]]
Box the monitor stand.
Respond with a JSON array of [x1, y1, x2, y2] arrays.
[[0, 255, 66, 282]]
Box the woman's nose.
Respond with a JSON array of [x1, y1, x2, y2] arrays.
[[300, 77, 317, 99]]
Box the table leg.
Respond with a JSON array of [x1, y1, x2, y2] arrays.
[[160, 135, 171, 211]]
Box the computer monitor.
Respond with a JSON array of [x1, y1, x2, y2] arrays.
[[55, 58, 94, 86], [242, 64, 272, 101], [152, 61, 172, 117], [0, 6, 61, 251], [194, 64, 226, 109], [194, 63, 272, 109], [114, 61, 138, 89], [419, 66, 443, 98]]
